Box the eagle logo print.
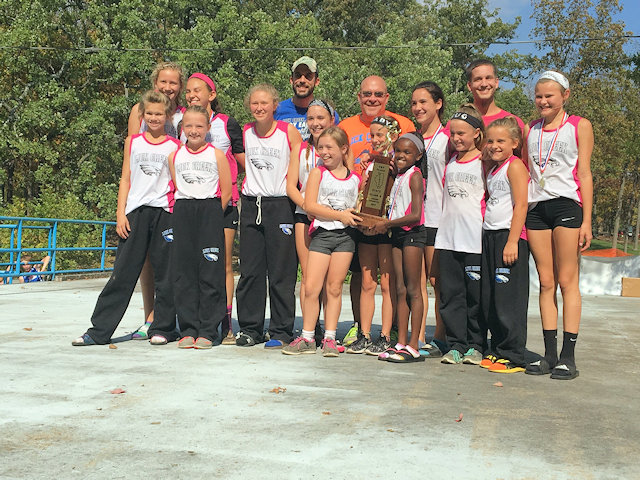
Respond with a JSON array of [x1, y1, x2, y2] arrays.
[[140, 164, 161, 176], [182, 172, 206, 184], [279, 224, 293, 235], [487, 196, 499, 206], [162, 228, 174, 242], [448, 185, 468, 198], [250, 158, 274, 170], [203, 247, 220, 262]]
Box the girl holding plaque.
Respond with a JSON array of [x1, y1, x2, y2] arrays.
[[522, 71, 593, 380]]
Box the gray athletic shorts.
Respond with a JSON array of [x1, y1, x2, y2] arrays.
[[309, 228, 356, 255]]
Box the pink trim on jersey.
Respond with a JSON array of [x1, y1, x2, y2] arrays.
[[166, 179, 175, 213], [140, 132, 175, 147], [244, 121, 284, 139]]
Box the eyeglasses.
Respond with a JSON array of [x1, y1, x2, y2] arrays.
[[293, 71, 316, 80], [360, 91, 387, 98]]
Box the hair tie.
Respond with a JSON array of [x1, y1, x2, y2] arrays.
[[451, 111, 483, 130], [188, 73, 216, 93], [538, 70, 570, 90], [308, 99, 335, 120]]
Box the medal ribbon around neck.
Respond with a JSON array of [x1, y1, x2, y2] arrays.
[[423, 124, 443, 159], [537, 112, 568, 177], [388, 168, 413, 218]]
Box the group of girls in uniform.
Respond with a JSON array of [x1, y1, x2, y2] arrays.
[[72, 61, 593, 380]]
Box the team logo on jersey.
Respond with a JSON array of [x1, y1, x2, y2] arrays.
[[465, 265, 481, 281], [203, 247, 220, 262], [279, 224, 293, 235], [487, 196, 499, 206], [447, 185, 469, 198], [162, 228, 174, 242], [182, 172, 207, 184], [250, 158, 274, 170], [532, 155, 560, 168], [140, 164, 162, 176], [495, 267, 510, 284]]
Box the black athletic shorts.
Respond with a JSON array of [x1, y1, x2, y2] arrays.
[[526, 197, 583, 230], [425, 227, 438, 247], [223, 205, 239, 230], [358, 230, 392, 245], [391, 225, 427, 249]]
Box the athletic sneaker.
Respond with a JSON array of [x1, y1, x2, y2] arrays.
[[441, 349, 463, 364], [419, 341, 444, 358], [346, 333, 371, 354], [264, 339, 286, 349], [365, 335, 391, 356], [131, 322, 151, 340], [322, 338, 339, 357], [178, 336, 195, 349], [235, 332, 256, 347], [462, 348, 483, 365], [194, 337, 213, 349], [282, 336, 316, 355], [342, 324, 359, 346], [480, 354, 498, 369], [488, 359, 525, 373]]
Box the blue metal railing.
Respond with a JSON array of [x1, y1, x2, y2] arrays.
[[0, 216, 117, 284]]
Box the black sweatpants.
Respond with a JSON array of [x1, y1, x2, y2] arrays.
[[481, 230, 529, 366], [438, 249, 485, 354], [236, 195, 297, 343], [169, 198, 226, 342], [87, 206, 175, 344]]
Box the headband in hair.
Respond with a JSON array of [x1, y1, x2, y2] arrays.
[[538, 70, 570, 90], [308, 99, 335, 120], [451, 111, 483, 130], [398, 132, 425, 155], [371, 116, 400, 134], [189, 73, 216, 93]]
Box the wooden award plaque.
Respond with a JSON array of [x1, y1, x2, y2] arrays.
[[357, 153, 394, 228]]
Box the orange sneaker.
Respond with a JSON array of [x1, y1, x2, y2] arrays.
[[489, 359, 525, 373], [480, 354, 497, 369], [178, 336, 196, 349]]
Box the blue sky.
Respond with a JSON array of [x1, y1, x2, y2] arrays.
[[487, 0, 639, 56]]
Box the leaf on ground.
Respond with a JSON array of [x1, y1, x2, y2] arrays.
[[151, 421, 160, 425], [23, 327, 32, 331], [108, 344, 117, 349], [322, 411, 331, 415], [493, 381, 503, 387], [270, 386, 286, 394], [455, 413, 463, 422], [110, 388, 126, 394], [387, 428, 395, 432]]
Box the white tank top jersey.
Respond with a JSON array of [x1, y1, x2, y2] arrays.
[[126, 134, 179, 215], [422, 129, 450, 228], [242, 121, 291, 197], [484, 156, 516, 231], [527, 115, 582, 205], [140, 106, 185, 139], [296, 141, 323, 215], [434, 154, 485, 254], [180, 112, 240, 206], [388, 166, 425, 231], [173, 144, 221, 201], [309, 166, 361, 233]]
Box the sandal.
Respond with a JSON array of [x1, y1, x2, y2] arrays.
[[149, 335, 168, 346], [71, 333, 96, 346], [387, 346, 426, 363], [525, 358, 553, 375], [550, 362, 579, 380], [378, 343, 405, 361]]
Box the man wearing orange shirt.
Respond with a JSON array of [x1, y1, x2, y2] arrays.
[[339, 76, 415, 173]]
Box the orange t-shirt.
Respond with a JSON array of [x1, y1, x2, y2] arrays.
[[338, 110, 416, 167]]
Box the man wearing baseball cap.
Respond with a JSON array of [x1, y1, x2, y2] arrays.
[[275, 56, 339, 140]]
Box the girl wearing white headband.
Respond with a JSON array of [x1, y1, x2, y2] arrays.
[[522, 71, 594, 380]]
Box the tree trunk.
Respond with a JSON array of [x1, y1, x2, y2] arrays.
[[612, 171, 627, 251], [635, 195, 639, 251]]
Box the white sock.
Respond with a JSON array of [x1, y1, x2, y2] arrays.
[[324, 330, 336, 340], [302, 329, 315, 341]]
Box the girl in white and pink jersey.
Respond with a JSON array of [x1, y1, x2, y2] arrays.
[[283, 127, 362, 357], [410, 80, 450, 358], [286, 99, 335, 331], [480, 116, 530, 374], [235, 84, 303, 348], [73, 91, 179, 346], [127, 62, 185, 341], [523, 71, 593, 380], [168, 105, 232, 349], [435, 104, 487, 366], [371, 132, 427, 363], [181, 72, 245, 345]]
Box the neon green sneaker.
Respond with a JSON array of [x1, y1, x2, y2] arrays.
[[342, 324, 359, 346]]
